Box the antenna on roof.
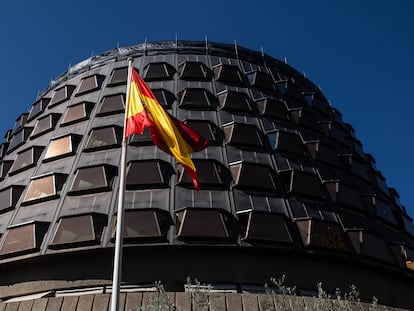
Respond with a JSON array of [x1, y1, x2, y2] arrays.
[[144, 37, 147, 55], [303, 71, 307, 78], [117, 42, 120, 49], [175, 33, 178, 49], [205, 34, 208, 53], [234, 40, 239, 59], [284, 57, 288, 64], [260, 46, 265, 58]]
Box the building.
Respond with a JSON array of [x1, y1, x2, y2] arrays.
[[0, 40, 413, 310]]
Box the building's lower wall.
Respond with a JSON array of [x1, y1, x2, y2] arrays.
[[1, 246, 414, 309], [0, 292, 411, 311]]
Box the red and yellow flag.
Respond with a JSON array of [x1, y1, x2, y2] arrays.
[[125, 68, 208, 190]]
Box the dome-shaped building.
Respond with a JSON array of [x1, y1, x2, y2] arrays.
[[0, 40, 413, 310]]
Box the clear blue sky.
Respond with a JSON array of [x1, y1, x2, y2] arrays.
[[0, 1, 413, 216]]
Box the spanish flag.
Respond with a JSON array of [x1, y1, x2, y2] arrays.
[[125, 67, 208, 190]]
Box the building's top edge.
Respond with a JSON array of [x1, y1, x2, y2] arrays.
[[39, 40, 312, 100]]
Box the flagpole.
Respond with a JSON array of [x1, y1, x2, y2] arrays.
[[110, 58, 133, 311]]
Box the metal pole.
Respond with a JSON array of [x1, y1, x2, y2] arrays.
[[110, 59, 133, 311]]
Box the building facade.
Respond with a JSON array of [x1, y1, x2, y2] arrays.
[[0, 40, 413, 310]]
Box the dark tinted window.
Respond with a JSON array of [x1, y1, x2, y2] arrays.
[[0, 185, 25, 214], [178, 88, 217, 110], [8, 127, 33, 152], [10, 146, 44, 174], [0, 161, 12, 180], [0, 222, 49, 257], [76, 75, 105, 96], [108, 67, 128, 86], [152, 89, 176, 108], [144, 62, 175, 81], [213, 64, 245, 86], [49, 85, 76, 107], [69, 165, 116, 195], [256, 98, 289, 121], [126, 160, 173, 190], [218, 91, 253, 115], [224, 123, 266, 151], [84, 126, 122, 152], [177, 160, 228, 190], [50, 214, 107, 249], [184, 120, 223, 145], [179, 61, 211, 80], [31, 113, 60, 138], [97, 94, 125, 116], [61, 102, 94, 126], [28, 98, 50, 121]]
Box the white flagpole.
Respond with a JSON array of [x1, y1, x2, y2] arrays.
[[110, 58, 133, 311]]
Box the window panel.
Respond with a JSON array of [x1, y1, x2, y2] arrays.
[[31, 113, 60, 138], [0, 185, 25, 214], [107, 67, 128, 86], [144, 62, 175, 81], [218, 91, 253, 115], [152, 89, 176, 108], [75, 74, 105, 96], [69, 165, 116, 195], [43, 134, 81, 161], [84, 126, 122, 152], [177, 159, 228, 190], [213, 64, 245, 86], [267, 130, 306, 157], [0, 222, 49, 257], [61, 102, 94, 126], [0, 160, 13, 180], [179, 61, 211, 80], [49, 213, 107, 249], [184, 120, 223, 145], [324, 180, 366, 212], [28, 98, 50, 121], [281, 170, 325, 199], [347, 230, 395, 263], [49, 85, 76, 107], [129, 127, 154, 146], [22, 173, 67, 205], [12, 113, 28, 133], [296, 219, 349, 252], [111, 209, 172, 243], [256, 98, 289, 121], [290, 108, 322, 133], [305, 141, 343, 169], [97, 94, 125, 116], [223, 122, 266, 151], [10, 146, 44, 175], [230, 162, 279, 195], [247, 71, 275, 92], [238, 211, 293, 244], [126, 160, 173, 190], [8, 127, 33, 152], [178, 88, 217, 110], [175, 208, 237, 242]]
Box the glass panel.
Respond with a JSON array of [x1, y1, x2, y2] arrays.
[[28, 98, 50, 121], [8, 128, 32, 151], [178, 88, 217, 110], [178, 160, 226, 190], [61, 102, 91, 125], [230, 163, 278, 194], [214, 64, 245, 85], [51, 215, 95, 245], [152, 89, 176, 108], [98, 94, 125, 116], [23, 175, 57, 204], [218, 91, 253, 114], [31, 114, 59, 138], [184, 120, 222, 145], [44, 135, 74, 161], [13, 114, 28, 132], [0, 161, 13, 180], [144, 62, 175, 81], [0, 224, 35, 256], [50, 85, 75, 107], [126, 161, 172, 189], [70, 166, 112, 194], [0, 186, 25, 213], [76, 75, 103, 95], [85, 127, 121, 151], [10, 147, 43, 174], [179, 61, 210, 80], [108, 67, 128, 86], [224, 123, 265, 151]]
